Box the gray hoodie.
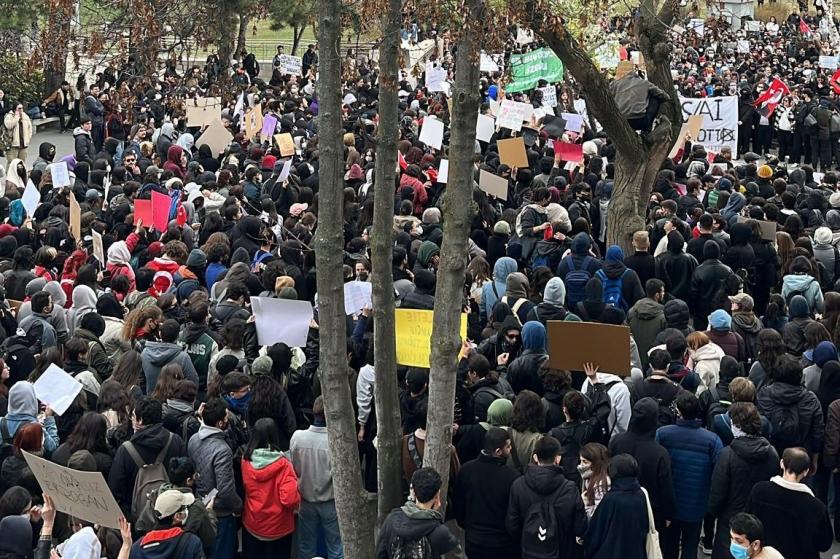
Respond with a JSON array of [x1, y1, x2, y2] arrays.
[[187, 423, 242, 516], [140, 341, 199, 393]]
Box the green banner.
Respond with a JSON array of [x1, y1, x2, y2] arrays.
[[506, 48, 565, 93]]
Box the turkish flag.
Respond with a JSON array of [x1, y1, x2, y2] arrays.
[[831, 69, 840, 94], [800, 19, 812, 34], [754, 78, 790, 117]]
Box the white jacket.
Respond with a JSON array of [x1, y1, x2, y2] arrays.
[[583, 372, 631, 437], [688, 342, 725, 394]]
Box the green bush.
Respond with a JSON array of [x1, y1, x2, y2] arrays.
[[0, 54, 45, 105]]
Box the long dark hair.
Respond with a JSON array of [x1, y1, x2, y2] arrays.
[[580, 443, 610, 506], [244, 417, 281, 461], [111, 350, 143, 391], [65, 412, 109, 454]]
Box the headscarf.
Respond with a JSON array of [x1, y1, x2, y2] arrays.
[[176, 133, 195, 152], [0, 516, 32, 559], [818, 361, 840, 414], [68, 285, 98, 334], [8, 200, 24, 226], [486, 398, 513, 426], [58, 527, 101, 559], [107, 241, 131, 266]]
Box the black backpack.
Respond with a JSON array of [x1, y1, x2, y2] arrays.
[[766, 400, 801, 450], [633, 377, 680, 427], [587, 381, 619, 445], [704, 386, 732, 428], [388, 534, 433, 559], [521, 484, 567, 559]]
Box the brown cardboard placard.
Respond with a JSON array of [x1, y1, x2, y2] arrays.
[[196, 119, 234, 156], [685, 114, 704, 141], [69, 195, 81, 241], [478, 169, 509, 199], [547, 321, 631, 376], [274, 133, 296, 157], [497, 137, 529, 168], [244, 103, 264, 141], [737, 216, 776, 241], [614, 60, 635, 80]]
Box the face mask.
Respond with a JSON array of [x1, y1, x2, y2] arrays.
[[357, 271, 368, 281], [729, 542, 750, 559], [577, 464, 591, 478]]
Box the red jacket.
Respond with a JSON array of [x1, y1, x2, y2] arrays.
[[146, 257, 180, 297], [399, 173, 428, 216], [241, 451, 300, 539]]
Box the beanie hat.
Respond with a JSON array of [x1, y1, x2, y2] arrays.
[[186, 249, 207, 267], [708, 309, 732, 331], [757, 165, 773, 179], [251, 355, 273, 376], [815, 227, 833, 245], [494, 221, 511, 235], [718, 178, 733, 192], [830, 191, 840, 209]]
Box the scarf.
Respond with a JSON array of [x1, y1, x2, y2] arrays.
[[223, 392, 251, 416]]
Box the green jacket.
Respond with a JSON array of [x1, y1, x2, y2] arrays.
[[179, 323, 219, 393]]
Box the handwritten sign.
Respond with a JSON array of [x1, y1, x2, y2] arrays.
[[51, 161, 71, 188], [680, 96, 739, 157], [395, 309, 467, 368], [344, 281, 372, 315], [69, 195, 81, 241], [497, 100, 533, 132], [274, 133, 296, 157], [276, 54, 302, 75], [23, 451, 122, 529]]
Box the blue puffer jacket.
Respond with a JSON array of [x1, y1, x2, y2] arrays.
[[655, 419, 722, 522]]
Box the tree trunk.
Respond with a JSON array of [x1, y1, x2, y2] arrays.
[[605, 151, 663, 251], [313, 0, 376, 556], [423, 0, 484, 508], [235, 13, 250, 59], [43, 0, 73, 95], [291, 24, 303, 55], [371, 0, 403, 528]]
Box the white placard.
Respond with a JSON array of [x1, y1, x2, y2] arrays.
[[744, 20, 760, 32], [50, 161, 71, 188], [278, 159, 293, 182], [516, 27, 534, 44], [22, 179, 39, 218], [425, 63, 448, 93], [688, 18, 704, 36], [820, 55, 839, 69], [276, 54, 302, 75], [540, 86, 557, 108], [343, 93, 357, 106], [497, 100, 534, 132], [438, 159, 449, 183], [33, 365, 83, 416], [344, 281, 372, 315], [419, 117, 444, 150], [250, 296, 313, 347], [480, 53, 500, 73], [562, 112, 584, 133], [680, 96, 739, 157], [737, 40, 750, 54], [476, 113, 496, 143], [92, 230, 104, 265]]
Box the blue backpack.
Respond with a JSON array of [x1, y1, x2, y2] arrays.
[[596, 268, 628, 311], [563, 255, 594, 307]]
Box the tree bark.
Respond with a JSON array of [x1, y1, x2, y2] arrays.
[[423, 0, 484, 508], [292, 24, 304, 55], [371, 0, 403, 528], [528, 1, 681, 252], [235, 13, 250, 59], [313, 0, 376, 556]]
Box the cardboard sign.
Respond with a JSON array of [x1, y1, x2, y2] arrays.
[[274, 133, 296, 157], [547, 321, 631, 376], [562, 113, 584, 133], [196, 119, 234, 156], [737, 216, 776, 241], [151, 190, 171, 232], [250, 297, 313, 347], [243, 103, 263, 140], [437, 159, 449, 184], [69, 195, 81, 241], [23, 451, 122, 529], [478, 169, 509, 199], [425, 63, 448, 93], [497, 100, 533, 132], [419, 117, 445, 150], [186, 103, 219, 127], [276, 54, 303, 75], [540, 86, 558, 108], [50, 161, 71, 188], [480, 52, 500, 72], [92, 230, 104, 265], [134, 199, 153, 226], [553, 141, 584, 163], [476, 114, 496, 143], [685, 114, 704, 141], [497, 137, 529, 168], [395, 309, 467, 368], [33, 364, 83, 416]]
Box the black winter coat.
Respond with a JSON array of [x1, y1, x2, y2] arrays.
[[707, 436, 779, 559], [583, 476, 648, 559], [453, 453, 520, 549], [757, 382, 824, 454], [690, 259, 734, 318], [656, 251, 697, 302], [504, 349, 549, 396]]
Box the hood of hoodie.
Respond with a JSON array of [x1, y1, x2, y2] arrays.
[[524, 464, 567, 494], [521, 321, 547, 351], [664, 299, 690, 328], [783, 274, 816, 292], [144, 341, 186, 366], [167, 145, 184, 166], [494, 257, 517, 285], [632, 297, 664, 320], [730, 435, 776, 463], [388, 501, 443, 541], [38, 142, 56, 162], [763, 382, 806, 405], [197, 423, 225, 440], [248, 448, 286, 470], [73, 127, 91, 138], [417, 241, 440, 268], [571, 232, 591, 255], [506, 272, 529, 299], [7, 382, 37, 417], [0, 516, 32, 557], [543, 277, 566, 307], [629, 397, 659, 436], [181, 322, 211, 345], [602, 258, 627, 279], [691, 342, 725, 363], [732, 311, 762, 333]]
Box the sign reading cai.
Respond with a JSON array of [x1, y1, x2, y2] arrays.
[[679, 96, 739, 157], [506, 48, 564, 93]]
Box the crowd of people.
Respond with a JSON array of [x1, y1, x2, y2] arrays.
[[0, 4, 840, 559]]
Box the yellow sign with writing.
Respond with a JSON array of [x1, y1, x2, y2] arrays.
[[395, 309, 468, 368]]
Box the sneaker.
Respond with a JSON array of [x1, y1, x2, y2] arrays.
[[699, 543, 712, 555]]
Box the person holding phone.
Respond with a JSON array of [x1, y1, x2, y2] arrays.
[[3, 103, 32, 162]]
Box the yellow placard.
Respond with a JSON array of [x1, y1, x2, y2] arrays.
[[395, 309, 468, 368]]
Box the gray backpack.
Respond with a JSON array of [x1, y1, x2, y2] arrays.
[[125, 433, 173, 531]]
